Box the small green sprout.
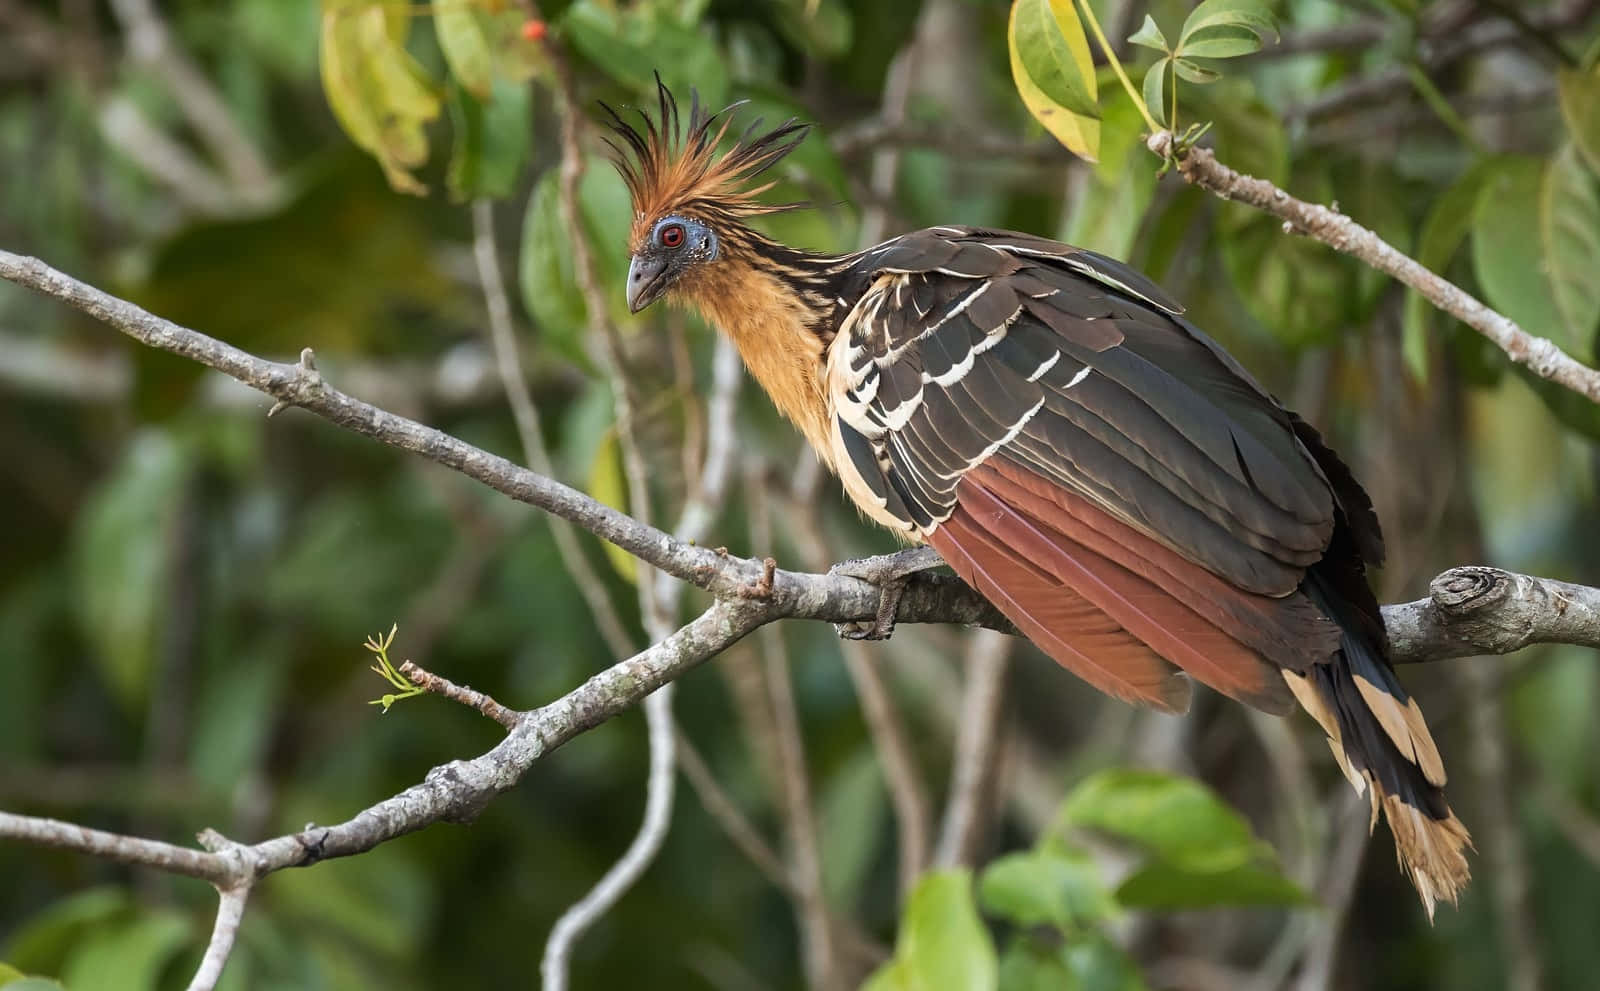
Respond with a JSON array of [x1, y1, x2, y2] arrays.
[[365, 624, 423, 712]]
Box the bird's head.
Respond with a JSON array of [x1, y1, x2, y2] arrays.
[[601, 79, 810, 314]]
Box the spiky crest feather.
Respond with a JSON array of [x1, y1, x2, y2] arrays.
[[600, 78, 810, 252]]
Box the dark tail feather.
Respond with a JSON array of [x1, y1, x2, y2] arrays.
[[1291, 569, 1473, 919]]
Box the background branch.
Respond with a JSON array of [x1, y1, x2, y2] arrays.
[[932, 630, 1012, 868], [1148, 133, 1600, 404]]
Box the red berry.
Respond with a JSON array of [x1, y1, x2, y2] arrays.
[[520, 19, 547, 42]]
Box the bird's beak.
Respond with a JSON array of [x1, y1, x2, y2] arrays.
[[626, 254, 669, 313]]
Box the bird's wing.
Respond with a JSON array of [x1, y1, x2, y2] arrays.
[[825, 227, 1361, 713]]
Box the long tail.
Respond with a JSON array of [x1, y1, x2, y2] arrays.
[[1289, 569, 1472, 918]]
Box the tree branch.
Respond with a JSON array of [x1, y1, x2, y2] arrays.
[[186, 885, 249, 991], [0, 597, 771, 882], [932, 629, 1012, 868], [0, 811, 240, 885], [2, 246, 1597, 988], [106, 0, 276, 197], [1148, 133, 1600, 405], [0, 250, 1593, 661], [1385, 566, 1600, 661], [1288, 0, 1599, 121]]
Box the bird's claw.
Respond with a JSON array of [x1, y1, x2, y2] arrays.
[[828, 546, 945, 641]]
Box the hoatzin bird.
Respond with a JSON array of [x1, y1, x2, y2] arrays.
[[603, 84, 1471, 914]]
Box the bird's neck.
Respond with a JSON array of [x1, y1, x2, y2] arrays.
[[676, 232, 854, 458]]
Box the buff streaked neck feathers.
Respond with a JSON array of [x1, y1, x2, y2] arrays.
[[668, 253, 834, 459]]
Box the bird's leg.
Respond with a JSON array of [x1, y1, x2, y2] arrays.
[[828, 546, 946, 641]]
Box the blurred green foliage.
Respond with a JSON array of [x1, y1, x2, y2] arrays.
[[2, 0, 1599, 989]]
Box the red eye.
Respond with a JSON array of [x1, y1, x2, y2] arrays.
[[660, 223, 685, 248]]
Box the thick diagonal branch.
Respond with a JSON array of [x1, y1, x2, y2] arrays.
[[1, 250, 1595, 662]]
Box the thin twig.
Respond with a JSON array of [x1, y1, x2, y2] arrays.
[[185, 886, 249, 991], [397, 661, 522, 731], [859, 31, 917, 247], [750, 471, 839, 989], [1291, 791, 1373, 991], [1460, 655, 1545, 991], [1543, 785, 1600, 868], [783, 477, 933, 900], [539, 47, 681, 979], [674, 726, 796, 893], [471, 199, 638, 659], [97, 98, 238, 215], [832, 120, 1068, 164], [105, 0, 276, 199], [541, 687, 677, 991], [1149, 134, 1600, 405], [1, 596, 772, 884], [932, 630, 1012, 868], [1289, 0, 1599, 120], [761, 627, 837, 989], [538, 32, 749, 977]]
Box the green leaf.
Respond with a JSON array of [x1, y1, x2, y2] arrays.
[[820, 747, 889, 906], [587, 432, 637, 583], [1201, 84, 1287, 189], [1060, 937, 1150, 991], [518, 170, 588, 365], [1402, 159, 1496, 382], [1056, 770, 1257, 872], [1127, 15, 1168, 53], [1009, 0, 1100, 117], [238, 0, 321, 79], [189, 647, 283, 793], [1541, 144, 1600, 360], [267, 839, 429, 962], [1054, 770, 1309, 912], [446, 77, 531, 201], [1557, 66, 1600, 177], [1473, 157, 1571, 353], [481, 5, 552, 83], [1180, 25, 1266, 59], [1179, 0, 1277, 47], [0, 964, 23, 986], [865, 871, 998, 991], [979, 848, 1114, 929], [562, 0, 728, 108], [435, 1, 494, 98], [3, 889, 131, 975], [997, 943, 1074, 991], [1220, 210, 1353, 350], [1007, 0, 1100, 161], [1116, 859, 1312, 909], [72, 432, 188, 711], [999, 936, 1149, 991], [1336, 159, 1414, 322], [59, 912, 192, 991], [773, 0, 853, 57], [319, 2, 440, 195], [1142, 58, 1170, 130], [1172, 58, 1221, 84]]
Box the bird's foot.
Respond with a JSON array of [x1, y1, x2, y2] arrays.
[[828, 546, 946, 641]]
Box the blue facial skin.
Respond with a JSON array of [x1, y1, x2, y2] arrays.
[[626, 215, 719, 313]]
